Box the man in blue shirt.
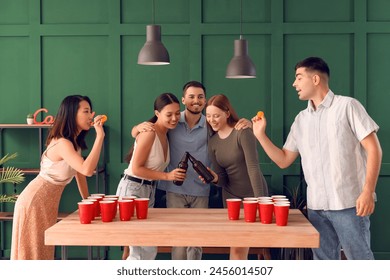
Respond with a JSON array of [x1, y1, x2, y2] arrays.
[[132, 81, 250, 260], [133, 81, 209, 260]]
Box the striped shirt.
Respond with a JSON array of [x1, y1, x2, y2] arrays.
[[284, 90, 379, 210]]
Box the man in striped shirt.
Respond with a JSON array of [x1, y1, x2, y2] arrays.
[[252, 57, 382, 260]]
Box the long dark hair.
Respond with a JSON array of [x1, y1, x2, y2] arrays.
[[206, 94, 239, 135], [125, 93, 180, 163], [46, 95, 92, 151]]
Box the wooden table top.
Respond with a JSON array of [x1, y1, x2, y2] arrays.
[[45, 208, 319, 248]]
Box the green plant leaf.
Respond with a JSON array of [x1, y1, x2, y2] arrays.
[[0, 153, 18, 165], [0, 194, 18, 203], [0, 166, 25, 184]]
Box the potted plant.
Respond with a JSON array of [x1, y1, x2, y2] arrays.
[[0, 153, 25, 203], [26, 113, 34, 125]]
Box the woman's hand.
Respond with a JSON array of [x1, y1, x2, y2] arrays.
[[92, 114, 106, 138], [167, 168, 187, 182], [199, 167, 218, 184]]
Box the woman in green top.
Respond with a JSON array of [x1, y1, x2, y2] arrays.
[[206, 94, 268, 260]]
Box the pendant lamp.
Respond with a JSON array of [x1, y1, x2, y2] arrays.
[[226, 0, 256, 78], [138, 0, 170, 65]]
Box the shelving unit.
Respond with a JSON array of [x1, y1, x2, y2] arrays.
[[0, 123, 107, 259], [0, 124, 107, 193]]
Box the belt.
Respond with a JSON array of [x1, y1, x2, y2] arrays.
[[123, 174, 155, 186]]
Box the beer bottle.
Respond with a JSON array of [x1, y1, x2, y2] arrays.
[[187, 152, 214, 183], [173, 152, 189, 186]]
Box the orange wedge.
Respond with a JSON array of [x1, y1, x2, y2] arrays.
[[257, 111, 264, 119]]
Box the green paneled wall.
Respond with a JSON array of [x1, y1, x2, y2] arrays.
[[0, 0, 389, 260]]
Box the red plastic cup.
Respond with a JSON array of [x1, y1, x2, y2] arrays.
[[78, 201, 94, 224], [274, 202, 290, 206], [259, 202, 274, 224], [243, 197, 258, 201], [118, 199, 134, 221], [88, 195, 103, 216], [274, 204, 290, 226], [123, 196, 137, 217], [99, 200, 115, 222], [257, 196, 272, 201], [271, 195, 286, 201], [103, 197, 118, 219], [82, 198, 99, 219], [104, 195, 119, 199], [226, 198, 242, 220], [135, 198, 150, 219], [90, 193, 105, 198], [273, 198, 289, 204], [243, 200, 258, 222]]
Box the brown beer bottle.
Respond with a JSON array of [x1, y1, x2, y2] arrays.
[[173, 152, 189, 186], [187, 152, 214, 183]]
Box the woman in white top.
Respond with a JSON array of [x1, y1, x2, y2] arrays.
[[11, 95, 105, 260], [116, 93, 185, 260]]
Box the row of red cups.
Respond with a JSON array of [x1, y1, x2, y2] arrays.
[[226, 195, 290, 226], [77, 194, 150, 224]]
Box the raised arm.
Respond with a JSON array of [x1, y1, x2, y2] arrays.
[[54, 118, 105, 177], [252, 115, 298, 169]]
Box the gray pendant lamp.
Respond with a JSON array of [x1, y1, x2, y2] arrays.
[[226, 0, 256, 78], [138, 0, 170, 65]]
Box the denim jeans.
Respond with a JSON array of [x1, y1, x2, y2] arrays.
[[116, 177, 157, 260], [166, 192, 209, 260], [308, 207, 374, 260]]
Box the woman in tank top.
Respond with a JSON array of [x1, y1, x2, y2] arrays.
[[116, 93, 186, 260], [11, 95, 105, 260]]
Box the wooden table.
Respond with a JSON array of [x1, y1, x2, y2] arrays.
[[45, 208, 319, 259]]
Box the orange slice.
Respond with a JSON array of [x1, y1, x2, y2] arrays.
[[257, 111, 264, 119]]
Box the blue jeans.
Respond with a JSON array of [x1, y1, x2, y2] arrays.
[[116, 177, 157, 260], [308, 207, 374, 260], [166, 192, 209, 260]]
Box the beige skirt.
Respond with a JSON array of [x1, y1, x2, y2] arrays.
[[11, 176, 66, 260]]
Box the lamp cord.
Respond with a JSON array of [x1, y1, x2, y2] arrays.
[[152, 0, 155, 24], [240, 0, 243, 39]]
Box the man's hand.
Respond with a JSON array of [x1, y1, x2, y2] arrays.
[[356, 190, 375, 216], [235, 118, 252, 130], [251, 114, 267, 140], [131, 122, 155, 138]]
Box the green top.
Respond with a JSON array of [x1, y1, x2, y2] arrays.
[[208, 128, 268, 203]]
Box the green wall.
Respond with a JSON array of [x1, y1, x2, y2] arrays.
[[0, 0, 389, 260]]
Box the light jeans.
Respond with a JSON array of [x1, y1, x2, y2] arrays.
[[166, 191, 209, 260], [308, 207, 374, 260], [116, 177, 157, 260]]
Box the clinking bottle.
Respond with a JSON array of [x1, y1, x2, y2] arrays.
[[173, 152, 189, 186], [187, 152, 214, 184]]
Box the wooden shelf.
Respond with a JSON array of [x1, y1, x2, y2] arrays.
[[1, 167, 106, 176], [0, 124, 52, 129], [0, 123, 107, 191]]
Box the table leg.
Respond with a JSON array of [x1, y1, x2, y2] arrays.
[[61, 246, 68, 260]]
